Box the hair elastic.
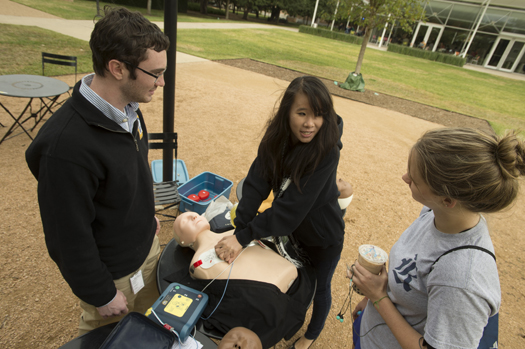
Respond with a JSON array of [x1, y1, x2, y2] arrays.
[[373, 295, 389, 308]]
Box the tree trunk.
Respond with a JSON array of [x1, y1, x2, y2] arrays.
[[270, 6, 280, 22], [225, 0, 230, 19], [200, 0, 208, 14], [147, 0, 152, 15], [243, 6, 249, 20], [355, 27, 371, 75], [96, 0, 100, 16]]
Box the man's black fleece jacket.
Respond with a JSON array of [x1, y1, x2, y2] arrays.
[[26, 80, 156, 307]]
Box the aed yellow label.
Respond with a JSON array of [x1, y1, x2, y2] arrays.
[[165, 294, 193, 317]]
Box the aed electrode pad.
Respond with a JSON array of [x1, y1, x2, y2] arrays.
[[191, 248, 223, 272]]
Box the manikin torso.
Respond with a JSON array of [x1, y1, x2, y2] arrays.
[[182, 230, 298, 294]]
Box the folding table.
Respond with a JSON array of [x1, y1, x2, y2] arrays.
[[0, 74, 70, 145]]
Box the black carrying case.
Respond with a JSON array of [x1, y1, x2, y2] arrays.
[[99, 312, 176, 349]]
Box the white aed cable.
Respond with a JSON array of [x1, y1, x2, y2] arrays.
[[200, 247, 247, 320], [150, 307, 199, 348]]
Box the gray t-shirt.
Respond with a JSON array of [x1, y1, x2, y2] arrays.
[[360, 207, 500, 349]]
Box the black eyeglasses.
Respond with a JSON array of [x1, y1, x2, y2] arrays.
[[122, 61, 166, 84]]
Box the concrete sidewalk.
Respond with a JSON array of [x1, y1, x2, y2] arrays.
[[0, 12, 203, 63], [0, 14, 298, 42], [1, 0, 524, 80], [0, 0, 296, 64]]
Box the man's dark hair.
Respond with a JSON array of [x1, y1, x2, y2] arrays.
[[90, 6, 170, 79]]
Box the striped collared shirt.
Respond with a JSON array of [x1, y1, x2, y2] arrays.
[[79, 73, 141, 133]]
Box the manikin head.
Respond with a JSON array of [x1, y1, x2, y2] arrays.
[[173, 212, 210, 249], [217, 327, 263, 349]]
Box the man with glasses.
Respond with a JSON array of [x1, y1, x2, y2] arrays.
[[26, 7, 170, 335]]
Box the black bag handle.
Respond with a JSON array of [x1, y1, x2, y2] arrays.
[[429, 245, 496, 274]]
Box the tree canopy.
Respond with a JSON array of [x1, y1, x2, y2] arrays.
[[341, 0, 424, 74]]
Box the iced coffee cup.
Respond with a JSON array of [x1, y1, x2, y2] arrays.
[[353, 244, 388, 295]]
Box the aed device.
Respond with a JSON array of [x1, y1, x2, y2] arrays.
[[146, 283, 209, 342]]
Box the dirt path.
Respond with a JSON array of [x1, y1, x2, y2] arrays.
[[0, 1, 523, 347], [1, 61, 524, 348]]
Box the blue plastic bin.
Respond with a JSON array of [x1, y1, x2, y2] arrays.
[[178, 172, 233, 214], [151, 159, 189, 185]]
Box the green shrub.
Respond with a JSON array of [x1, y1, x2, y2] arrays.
[[88, 0, 188, 13], [187, 2, 225, 15], [387, 44, 466, 67], [299, 25, 363, 46], [89, 0, 163, 10], [187, 2, 199, 11]]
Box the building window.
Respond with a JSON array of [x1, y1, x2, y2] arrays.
[[503, 11, 525, 35], [478, 8, 511, 34], [466, 33, 497, 65], [439, 27, 469, 54], [447, 3, 481, 29], [424, 1, 452, 25]]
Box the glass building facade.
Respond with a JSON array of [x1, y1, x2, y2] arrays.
[[375, 0, 525, 74]]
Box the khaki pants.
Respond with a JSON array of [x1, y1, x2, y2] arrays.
[[78, 235, 160, 336]]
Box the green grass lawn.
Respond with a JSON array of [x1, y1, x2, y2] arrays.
[[176, 29, 525, 134], [0, 24, 92, 76], [11, 0, 237, 22], [5, 1, 525, 134]]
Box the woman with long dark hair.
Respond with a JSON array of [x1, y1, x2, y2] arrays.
[[215, 76, 345, 349]]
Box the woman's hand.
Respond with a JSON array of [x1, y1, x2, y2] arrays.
[[352, 260, 388, 303], [215, 235, 243, 264], [352, 297, 368, 321]]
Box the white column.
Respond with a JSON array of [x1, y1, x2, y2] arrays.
[[311, 0, 320, 27], [410, 22, 422, 47], [330, 0, 340, 31], [387, 20, 395, 46], [378, 14, 391, 48]]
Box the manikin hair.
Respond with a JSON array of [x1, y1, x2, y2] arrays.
[[259, 76, 339, 191], [412, 127, 525, 213], [90, 6, 170, 79]]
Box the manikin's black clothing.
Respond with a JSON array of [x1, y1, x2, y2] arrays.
[[164, 263, 314, 349]]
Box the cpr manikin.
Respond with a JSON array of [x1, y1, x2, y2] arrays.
[[173, 212, 298, 293]]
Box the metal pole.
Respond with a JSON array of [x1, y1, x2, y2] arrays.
[[461, 0, 490, 59], [163, 0, 178, 182]]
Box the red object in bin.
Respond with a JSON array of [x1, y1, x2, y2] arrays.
[[198, 190, 210, 200], [188, 194, 200, 202]]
